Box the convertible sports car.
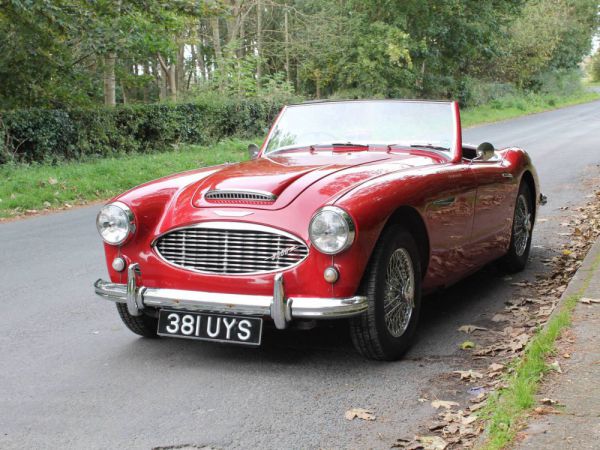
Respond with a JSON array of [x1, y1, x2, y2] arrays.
[[94, 100, 544, 360]]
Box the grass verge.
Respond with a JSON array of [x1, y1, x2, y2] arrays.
[[0, 138, 251, 218], [461, 90, 600, 127], [479, 252, 600, 450]]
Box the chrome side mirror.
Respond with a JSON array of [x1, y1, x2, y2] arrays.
[[248, 144, 260, 160], [476, 142, 495, 161]]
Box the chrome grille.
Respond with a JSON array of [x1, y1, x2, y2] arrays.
[[205, 190, 276, 202], [154, 223, 309, 275]]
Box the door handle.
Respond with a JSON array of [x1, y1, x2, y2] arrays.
[[432, 197, 456, 207]]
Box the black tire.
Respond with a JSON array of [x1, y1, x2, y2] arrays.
[[350, 225, 422, 361], [499, 182, 533, 273], [116, 303, 159, 338]]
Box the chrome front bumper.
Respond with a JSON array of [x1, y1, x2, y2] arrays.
[[94, 264, 367, 330]]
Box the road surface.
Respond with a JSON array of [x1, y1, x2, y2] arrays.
[[1, 100, 600, 449]]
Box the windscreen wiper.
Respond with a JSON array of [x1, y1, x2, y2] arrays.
[[331, 142, 370, 148], [408, 143, 450, 151]]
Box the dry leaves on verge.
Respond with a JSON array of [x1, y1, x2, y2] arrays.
[[393, 435, 449, 450], [431, 400, 460, 410], [453, 370, 484, 381], [344, 408, 375, 421]]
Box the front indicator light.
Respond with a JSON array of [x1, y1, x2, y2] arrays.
[[324, 266, 339, 283]]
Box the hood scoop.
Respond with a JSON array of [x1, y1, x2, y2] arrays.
[[205, 189, 277, 203]]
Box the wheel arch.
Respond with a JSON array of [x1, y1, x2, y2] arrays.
[[382, 206, 430, 278]]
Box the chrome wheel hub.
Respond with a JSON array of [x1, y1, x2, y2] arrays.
[[383, 248, 415, 338], [514, 194, 531, 257]]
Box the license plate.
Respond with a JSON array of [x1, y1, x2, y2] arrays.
[[157, 310, 262, 346]]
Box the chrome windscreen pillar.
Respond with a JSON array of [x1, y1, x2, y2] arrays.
[[126, 263, 143, 316]]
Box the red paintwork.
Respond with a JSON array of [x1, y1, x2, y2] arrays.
[[102, 101, 541, 304]]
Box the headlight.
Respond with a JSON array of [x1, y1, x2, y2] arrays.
[[309, 206, 355, 254], [96, 202, 135, 245]]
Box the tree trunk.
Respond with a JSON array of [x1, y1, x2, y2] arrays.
[[121, 81, 128, 104], [157, 52, 177, 101], [196, 44, 207, 81], [176, 44, 185, 94], [211, 17, 222, 63], [143, 62, 150, 103], [103, 53, 117, 106], [284, 8, 290, 84], [256, 0, 263, 91]]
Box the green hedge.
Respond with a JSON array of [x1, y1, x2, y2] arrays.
[[0, 98, 284, 164]]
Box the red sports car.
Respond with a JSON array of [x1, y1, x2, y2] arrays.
[[94, 100, 544, 360]]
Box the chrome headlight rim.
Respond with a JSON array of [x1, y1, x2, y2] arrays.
[[96, 201, 136, 246], [309, 206, 356, 255]]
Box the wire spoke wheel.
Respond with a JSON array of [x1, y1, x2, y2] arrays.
[[383, 248, 415, 337], [513, 194, 531, 257]]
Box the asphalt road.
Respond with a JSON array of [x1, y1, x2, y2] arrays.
[[1, 100, 600, 449]]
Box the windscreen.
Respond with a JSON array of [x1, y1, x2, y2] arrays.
[[264, 101, 455, 154]]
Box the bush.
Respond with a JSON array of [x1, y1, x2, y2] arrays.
[[589, 51, 600, 82], [0, 97, 286, 164]]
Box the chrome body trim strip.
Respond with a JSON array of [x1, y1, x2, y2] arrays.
[[94, 266, 367, 326]]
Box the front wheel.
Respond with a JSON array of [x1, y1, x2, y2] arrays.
[[350, 225, 422, 361], [116, 303, 159, 338], [499, 182, 533, 273]]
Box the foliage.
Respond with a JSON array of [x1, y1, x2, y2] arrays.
[[0, 98, 285, 164], [492, 0, 598, 88], [0, 0, 597, 109]]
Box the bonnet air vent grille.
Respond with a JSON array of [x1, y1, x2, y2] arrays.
[[205, 190, 276, 202]]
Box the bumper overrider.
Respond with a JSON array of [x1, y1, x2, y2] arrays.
[[94, 263, 368, 330]]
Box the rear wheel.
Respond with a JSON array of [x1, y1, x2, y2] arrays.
[[499, 182, 533, 273], [116, 303, 159, 338], [350, 225, 422, 361]]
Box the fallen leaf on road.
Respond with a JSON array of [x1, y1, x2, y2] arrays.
[[492, 313, 511, 322], [549, 361, 562, 373], [470, 392, 486, 403], [460, 341, 475, 350], [415, 435, 448, 450], [461, 415, 478, 425], [488, 363, 504, 372], [534, 406, 558, 415], [458, 325, 488, 334], [563, 353, 571, 358], [469, 402, 486, 412], [453, 370, 484, 381], [431, 400, 460, 409], [345, 408, 375, 421], [580, 297, 600, 304]]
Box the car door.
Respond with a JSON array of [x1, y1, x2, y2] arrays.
[[422, 163, 478, 290], [469, 154, 516, 266]]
